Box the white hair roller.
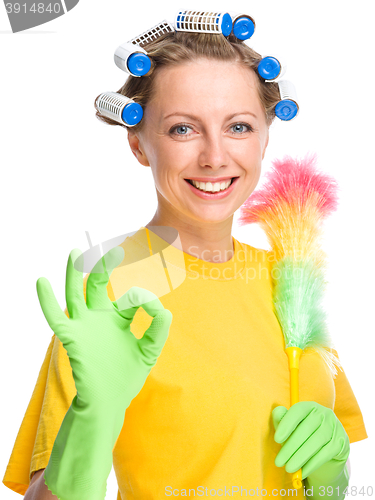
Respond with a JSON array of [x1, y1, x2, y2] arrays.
[[128, 19, 174, 48], [96, 92, 143, 126], [275, 80, 299, 121], [174, 10, 232, 36], [114, 42, 151, 78], [107, 10, 300, 123], [114, 20, 174, 78]]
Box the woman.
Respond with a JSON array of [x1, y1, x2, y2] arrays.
[[4, 29, 367, 500]]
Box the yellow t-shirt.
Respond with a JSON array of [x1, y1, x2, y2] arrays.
[[3, 227, 368, 498]]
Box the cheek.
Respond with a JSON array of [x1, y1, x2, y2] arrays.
[[246, 163, 261, 190], [233, 139, 263, 168], [146, 145, 171, 183], [153, 143, 192, 179], [238, 143, 263, 187], [242, 165, 262, 203], [149, 160, 174, 197]]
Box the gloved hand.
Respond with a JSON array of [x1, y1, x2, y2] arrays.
[[36, 247, 173, 500], [272, 402, 350, 494]]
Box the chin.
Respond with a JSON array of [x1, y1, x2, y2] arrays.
[[189, 209, 234, 224]]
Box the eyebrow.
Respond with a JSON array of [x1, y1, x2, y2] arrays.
[[163, 111, 258, 121]]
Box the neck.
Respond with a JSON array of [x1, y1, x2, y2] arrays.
[[146, 204, 234, 264]]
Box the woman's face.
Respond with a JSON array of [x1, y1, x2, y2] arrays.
[[128, 58, 270, 225]]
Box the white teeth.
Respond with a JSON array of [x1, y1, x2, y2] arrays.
[[191, 179, 232, 192]]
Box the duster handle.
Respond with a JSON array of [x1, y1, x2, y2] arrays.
[[285, 346, 303, 489]]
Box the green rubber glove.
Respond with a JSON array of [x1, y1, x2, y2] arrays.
[[272, 402, 350, 498], [36, 247, 173, 500]]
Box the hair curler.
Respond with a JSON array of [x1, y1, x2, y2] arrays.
[[228, 11, 255, 40], [275, 80, 299, 121], [174, 10, 233, 36], [96, 92, 143, 126], [257, 55, 287, 82], [114, 20, 174, 77], [114, 42, 151, 77], [129, 19, 175, 48]]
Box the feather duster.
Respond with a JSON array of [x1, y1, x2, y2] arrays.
[[238, 153, 342, 488]]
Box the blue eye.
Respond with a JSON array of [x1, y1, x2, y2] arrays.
[[169, 124, 192, 137], [231, 123, 252, 134], [175, 125, 190, 135], [170, 122, 253, 138]]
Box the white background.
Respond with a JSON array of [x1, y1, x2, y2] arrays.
[[0, 0, 374, 498]]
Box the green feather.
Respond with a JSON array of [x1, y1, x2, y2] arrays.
[[273, 256, 341, 376]]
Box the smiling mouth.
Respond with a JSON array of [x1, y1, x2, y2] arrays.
[[185, 177, 238, 193]]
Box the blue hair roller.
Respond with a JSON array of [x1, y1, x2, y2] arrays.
[[114, 42, 152, 77], [114, 20, 174, 77], [258, 56, 281, 80], [96, 92, 143, 126], [275, 81, 299, 121], [229, 12, 255, 40], [127, 52, 152, 77], [257, 55, 287, 82]]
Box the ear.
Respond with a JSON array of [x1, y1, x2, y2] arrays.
[[262, 127, 270, 160], [127, 130, 150, 167]]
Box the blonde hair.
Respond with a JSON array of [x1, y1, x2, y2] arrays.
[[94, 31, 281, 132]]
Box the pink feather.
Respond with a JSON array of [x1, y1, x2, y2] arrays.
[[238, 153, 339, 225]]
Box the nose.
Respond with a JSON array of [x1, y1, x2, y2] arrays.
[[198, 133, 229, 171]]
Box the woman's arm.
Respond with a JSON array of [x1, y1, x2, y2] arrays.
[[33, 250, 172, 499], [24, 469, 59, 500]]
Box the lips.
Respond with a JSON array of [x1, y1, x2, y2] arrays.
[[184, 176, 240, 200], [186, 178, 233, 190], [185, 176, 237, 183]]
